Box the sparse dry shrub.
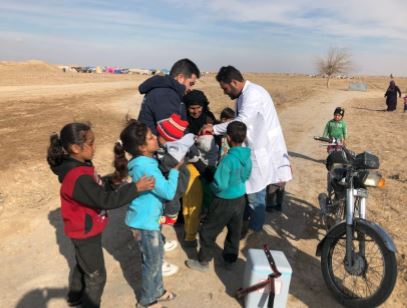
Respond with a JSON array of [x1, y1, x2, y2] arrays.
[[317, 47, 353, 88]]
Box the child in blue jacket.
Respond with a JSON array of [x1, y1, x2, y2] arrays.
[[114, 120, 182, 308], [186, 121, 252, 272]]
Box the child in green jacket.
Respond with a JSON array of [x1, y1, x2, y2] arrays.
[[323, 107, 348, 153], [323, 107, 347, 145], [186, 121, 252, 271]]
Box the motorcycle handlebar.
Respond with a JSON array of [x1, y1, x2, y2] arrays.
[[314, 136, 332, 143], [314, 136, 356, 165]]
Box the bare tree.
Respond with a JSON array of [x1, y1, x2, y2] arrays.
[[317, 47, 353, 88]]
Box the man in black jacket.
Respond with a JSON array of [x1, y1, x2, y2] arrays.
[[138, 58, 200, 135]]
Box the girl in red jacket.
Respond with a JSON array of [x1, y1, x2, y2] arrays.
[[47, 122, 154, 308]]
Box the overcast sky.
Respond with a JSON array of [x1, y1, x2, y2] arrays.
[[1, 0, 406, 75]]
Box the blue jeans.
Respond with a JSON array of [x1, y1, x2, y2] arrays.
[[132, 229, 164, 306], [246, 188, 267, 231]]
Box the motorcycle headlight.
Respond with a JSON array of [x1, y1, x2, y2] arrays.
[[363, 171, 385, 188]]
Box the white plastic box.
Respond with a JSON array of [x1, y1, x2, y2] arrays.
[[243, 249, 292, 308]]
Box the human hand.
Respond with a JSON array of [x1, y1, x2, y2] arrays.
[[174, 159, 185, 170], [135, 175, 155, 192], [222, 146, 229, 155]]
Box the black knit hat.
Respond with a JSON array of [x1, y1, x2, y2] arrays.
[[183, 90, 208, 107], [334, 107, 345, 117]]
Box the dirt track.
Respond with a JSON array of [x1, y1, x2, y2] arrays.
[[0, 67, 406, 307]]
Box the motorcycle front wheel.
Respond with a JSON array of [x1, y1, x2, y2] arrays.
[[320, 221, 397, 307]]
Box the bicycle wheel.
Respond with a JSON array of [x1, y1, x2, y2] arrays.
[[320, 221, 397, 307]]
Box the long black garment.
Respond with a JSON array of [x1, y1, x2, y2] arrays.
[[384, 81, 401, 111]]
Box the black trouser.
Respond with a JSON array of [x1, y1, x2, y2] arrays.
[[266, 184, 285, 208], [68, 234, 106, 308], [198, 195, 245, 263]]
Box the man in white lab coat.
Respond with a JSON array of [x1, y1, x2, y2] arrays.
[[204, 66, 292, 232]]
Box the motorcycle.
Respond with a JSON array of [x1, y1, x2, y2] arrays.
[[314, 136, 397, 307]]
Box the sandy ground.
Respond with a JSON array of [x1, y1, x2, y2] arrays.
[[0, 61, 406, 308]]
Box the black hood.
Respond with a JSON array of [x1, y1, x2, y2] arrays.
[[139, 75, 185, 99], [51, 157, 92, 183]]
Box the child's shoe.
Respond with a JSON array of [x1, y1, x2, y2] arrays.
[[163, 240, 178, 252], [157, 290, 177, 302], [136, 301, 166, 308], [66, 292, 82, 307], [185, 259, 209, 272], [160, 215, 177, 225], [66, 298, 82, 307], [162, 260, 179, 277]]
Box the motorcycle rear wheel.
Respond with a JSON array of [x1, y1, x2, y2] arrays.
[[320, 221, 397, 307]]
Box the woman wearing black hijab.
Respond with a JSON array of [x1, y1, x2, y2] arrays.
[[384, 80, 401, 111], [183, 90, 216, 134]]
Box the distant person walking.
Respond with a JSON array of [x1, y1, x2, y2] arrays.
[[384, 80, 401, 112], [138, 59, 200, 135], [203, 66, 292, 233]]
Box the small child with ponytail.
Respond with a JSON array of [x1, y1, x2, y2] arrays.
[[47, 122, 155, 308], [113, 120, 181, 308]]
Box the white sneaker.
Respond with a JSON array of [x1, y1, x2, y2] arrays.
[[162, 260, 179, 277], [164, 240, 178, 252]]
